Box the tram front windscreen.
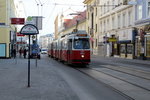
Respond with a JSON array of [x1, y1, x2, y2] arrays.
[[73, 39, 90, 49]]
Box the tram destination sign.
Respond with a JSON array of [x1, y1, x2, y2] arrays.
[[20, 24, 39, 35]]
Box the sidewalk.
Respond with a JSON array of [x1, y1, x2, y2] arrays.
[[0, 57, 79, 100], [91, 55, 150, 65]]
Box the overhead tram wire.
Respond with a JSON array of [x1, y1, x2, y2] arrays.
[[34, 0, 39, 4], [38, 0, 42, 5], [42, 0, 49, 5], [44, 3, 118, 7]]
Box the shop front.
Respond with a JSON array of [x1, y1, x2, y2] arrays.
[[0, 43, 6, 58], [145, 35, 150, 59], [135, 24, 150, 60], [118, 40, 134, 59]]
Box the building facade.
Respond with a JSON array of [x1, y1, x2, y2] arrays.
[[14, 0, 26, 51], [83, 0, 98, 55], [99, 0, 135, 59], [0, 0, 18, 58], [39, 34, 53, 49], [134, 0, 150, 59], [63, 11, 86, 35], [83, 0, 137, 59]]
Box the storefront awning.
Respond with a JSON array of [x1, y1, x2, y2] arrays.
[[117, 40, 131, 44]]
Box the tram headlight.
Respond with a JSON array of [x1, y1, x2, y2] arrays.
[[81, 55, 84, 58]]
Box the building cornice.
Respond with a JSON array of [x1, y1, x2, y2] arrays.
[[135, 18, 150, 26], [99, 5, 132, 20]]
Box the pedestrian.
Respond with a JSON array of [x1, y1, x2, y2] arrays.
[[13, 48, 16, 59], [23, 48, 27, 58], [140, 46, 145, 60], [19, 48, 22, 58]]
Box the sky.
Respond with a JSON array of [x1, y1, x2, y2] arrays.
[[15, 0, 85, 37]]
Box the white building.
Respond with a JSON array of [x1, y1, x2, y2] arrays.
[[14, 0, 27, 50], [98, 0, 135, 59], [39, 34, 53, 49]]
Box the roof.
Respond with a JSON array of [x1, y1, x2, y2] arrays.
[[63, 10, 86, 29]]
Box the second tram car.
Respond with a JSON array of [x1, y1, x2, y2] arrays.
[[48, 30, 90, 65]]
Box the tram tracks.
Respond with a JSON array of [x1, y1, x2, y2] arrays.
[[98, 64, 150, 80], [49, 57, 150, 100], [75, 65, 150, 100]]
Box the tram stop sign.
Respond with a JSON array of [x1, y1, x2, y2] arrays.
[[20, 24, 39, 35]]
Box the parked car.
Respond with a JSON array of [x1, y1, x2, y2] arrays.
[[41, 48, 47, 54], [30, 43, 41, 59]]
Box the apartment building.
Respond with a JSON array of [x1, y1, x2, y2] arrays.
[[99, 0, 135, 59], [39, 34, 53, 49], [83, 0, 98, 55], [0, 0, 17, 58], [134, 0, 150, 59]]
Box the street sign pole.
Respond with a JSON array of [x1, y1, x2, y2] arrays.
[[36, 18, 38, 67], [28, 35, 31, 87], [20, 24, 39, 87]]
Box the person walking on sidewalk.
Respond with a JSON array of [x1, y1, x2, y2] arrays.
[[140, 46, 145, 60], [12, 48, 16, 59], [23, 48, 27, 58], [19, 48, 22, 58]]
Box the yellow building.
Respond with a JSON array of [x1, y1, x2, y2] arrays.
[[0, 0, 17, 58], [83, 0, 98, 55]]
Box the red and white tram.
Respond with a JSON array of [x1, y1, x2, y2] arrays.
[[48, 30, 91, 65]]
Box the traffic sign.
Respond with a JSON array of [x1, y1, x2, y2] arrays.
[[20, 24, 39, 35]]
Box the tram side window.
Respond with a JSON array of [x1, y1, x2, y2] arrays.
[[62, 40, 67, 50]]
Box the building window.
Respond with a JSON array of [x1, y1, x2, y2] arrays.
[[96, 39, 98, 47], [101, 7, 103, 15], [104, 21, 106, 32], [107, 1, 109, 12], [128, 11, 132, 26], [107, 19, 109, 31], [0, 44, 6, 57], [100, 21, 102, 32], [118, 0, 121, 5], [112, 17, 115, 29], [118, 15, 120, 28], [96, 24, 97, 32], [148, 1, 150, 17], [123, 13, 126, 27], [112, 0, 115, 9], [95, 7, 97, 16], [104, 3, 106, 13], [137, 5, 142, 20]]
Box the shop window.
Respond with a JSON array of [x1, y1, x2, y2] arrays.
[[0, 44, 6, 57], [135, 37, 141, 57], [120, 44, 126, 54], [127, 44, 133, 54], [114, 43, 120, 55], [146, 36, 150, 57], [148, 1, 150, 17]]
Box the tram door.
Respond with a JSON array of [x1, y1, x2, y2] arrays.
[[68, 39, 72, 63]]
